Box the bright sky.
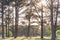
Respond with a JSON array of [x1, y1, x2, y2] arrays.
[[0, 0, 60, 25]]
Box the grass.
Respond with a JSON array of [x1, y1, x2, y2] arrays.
[[0, 36, 60, 40]]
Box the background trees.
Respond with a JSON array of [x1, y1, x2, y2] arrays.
[[0, 0, 60, 40]]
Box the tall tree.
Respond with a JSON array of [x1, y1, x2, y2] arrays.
[[41, 5, 43, 39], [14, 0, 18, 38], [50, 0, 56, 40], [26, 12, 31, 36], [1, 0, 4, 38], [54, 0, 59, 39], [5, 13, 8, 37], [26, 0, 34, 36], [7, 0, 10, 37], [7, 8, 10, 37]]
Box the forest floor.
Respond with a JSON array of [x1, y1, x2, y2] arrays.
[[0, 36, 60, 40]]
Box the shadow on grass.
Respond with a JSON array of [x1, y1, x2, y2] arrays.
[[35, 38, 60, 40], [0, 37, 60, 40], [35, 38, 51, 40]]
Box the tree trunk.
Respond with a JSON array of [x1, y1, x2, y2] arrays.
[[27, 17, 30, 36], [14, 0, 18, 38], [41, 5, 43, 39], [5, 20, 8, 37], [54, 0, 59, 39], [50, 0, 56, 40], [1, 1, 4, 38], [7, 8, 9, 37]]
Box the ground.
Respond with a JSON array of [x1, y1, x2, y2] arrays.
[[0, 36, 60, 40]]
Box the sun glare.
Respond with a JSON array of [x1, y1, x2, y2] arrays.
[[41, 0, 47, 6], [37, 0, 47, 7]]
